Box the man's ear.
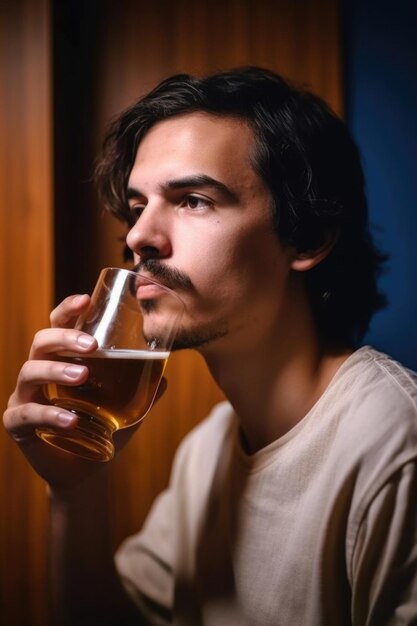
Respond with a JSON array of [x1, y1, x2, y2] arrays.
[[290, 230, 339, 272]]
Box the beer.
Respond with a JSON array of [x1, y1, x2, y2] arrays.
[[45, 349, 168, 429]]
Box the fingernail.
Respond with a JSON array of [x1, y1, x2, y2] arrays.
[[73, 294, 88, 306], [76, 334, 95, 349], [63, 364, 86, 379], [57, 411, 76, 425]]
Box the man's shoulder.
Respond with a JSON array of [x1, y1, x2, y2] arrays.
[[165, 402, 236, 505], [343, 346, 417, 417], [331, 346, 417, 477], [189, 400, 235, 439], [332, 349, 417, 560], [173, 401, 235, 466], [361, 345, 417, 386]]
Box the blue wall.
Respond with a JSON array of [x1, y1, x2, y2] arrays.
[[344, 0, 417, 369]]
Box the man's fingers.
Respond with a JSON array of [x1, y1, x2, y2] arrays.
[[3, 402, 77, 438], [49, 294, 91, 329], [9, 359, 89, 406], [29, 328, 97, 359]]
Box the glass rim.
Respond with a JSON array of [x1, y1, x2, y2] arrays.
[[101, 266, 186, 309]]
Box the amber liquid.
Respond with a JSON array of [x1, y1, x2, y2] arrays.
[[39, 350, 168, 461], [46, 349, 168, 428]]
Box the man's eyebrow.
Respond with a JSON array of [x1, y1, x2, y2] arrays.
[[164, 175, 237, 201], [126, 175, 238, 203], [127, 187, 144, 200]]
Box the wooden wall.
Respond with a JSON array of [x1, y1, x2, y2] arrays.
[[0, 1, 53, 624], [0, 0, 343, 623]]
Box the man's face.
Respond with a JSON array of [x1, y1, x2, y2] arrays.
[[126, 112, 294, 354]]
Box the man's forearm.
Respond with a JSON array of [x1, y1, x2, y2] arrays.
[[49, 468, 139, 626]]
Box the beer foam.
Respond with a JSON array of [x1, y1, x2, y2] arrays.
[[59, 349, 169, 359], [91, 349, 169, 359]]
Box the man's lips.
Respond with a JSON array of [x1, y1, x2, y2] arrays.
[[135, 276, 171, 299]]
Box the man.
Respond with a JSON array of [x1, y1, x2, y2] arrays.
[[4, 68, 417, 625]]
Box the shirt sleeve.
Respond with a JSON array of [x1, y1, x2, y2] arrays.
[[113, 421, 202, 626], [114, 403, 233, 625], [115, 486, 175, 625], [350, 460, 417, 625]]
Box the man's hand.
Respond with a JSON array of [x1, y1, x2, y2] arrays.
[[3, 293, 146, 491]]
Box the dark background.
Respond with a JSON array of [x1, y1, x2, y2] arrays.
[[344, 0, 417, 369]]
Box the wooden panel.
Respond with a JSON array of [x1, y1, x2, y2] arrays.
[[0, 1, 53, 625]]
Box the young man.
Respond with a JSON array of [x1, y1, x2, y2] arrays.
[[4, 68, 417, 625]]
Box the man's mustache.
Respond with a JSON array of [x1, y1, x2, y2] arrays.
[[134, 259, 193, 291]]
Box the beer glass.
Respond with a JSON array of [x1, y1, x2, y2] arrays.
[[37, 267, 185, 462]]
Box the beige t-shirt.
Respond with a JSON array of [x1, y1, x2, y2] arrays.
[[116, 347, 417, 625]]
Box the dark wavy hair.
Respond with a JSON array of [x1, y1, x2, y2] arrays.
[[95, 67, 386, 347]]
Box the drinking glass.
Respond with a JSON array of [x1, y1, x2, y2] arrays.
[[37, 267, 184, 462]]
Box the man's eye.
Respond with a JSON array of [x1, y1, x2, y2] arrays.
[[128, 205, 145, 224], [184, 195, 212, 210]]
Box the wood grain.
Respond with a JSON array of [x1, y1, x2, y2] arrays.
[[0, 1, 53, 624]]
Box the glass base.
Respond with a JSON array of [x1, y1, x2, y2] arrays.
[[36, 411, 116, 462]]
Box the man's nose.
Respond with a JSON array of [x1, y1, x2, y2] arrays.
[[126, 204, 172, 260]]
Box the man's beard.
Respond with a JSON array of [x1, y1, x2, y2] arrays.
[[137, 260, 228, 352], [170, 323, 228, 351], [142, 300, 228, 352]]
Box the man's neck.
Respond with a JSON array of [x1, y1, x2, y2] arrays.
[[200, 310, 352, 454]]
